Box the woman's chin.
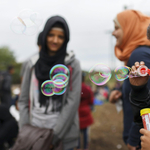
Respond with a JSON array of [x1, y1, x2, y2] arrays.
[[116, 42, 122, 47]]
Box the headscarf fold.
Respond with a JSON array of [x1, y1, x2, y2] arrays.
[[114, 10, 150, 65], [35, 16, 70, 106]]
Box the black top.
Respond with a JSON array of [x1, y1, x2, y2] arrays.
[[0, 105, 14, 123], [122, 46, 150, 146], [130, 83, 150, 127]]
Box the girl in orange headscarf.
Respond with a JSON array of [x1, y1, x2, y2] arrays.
[[109, 10, 150, 150]]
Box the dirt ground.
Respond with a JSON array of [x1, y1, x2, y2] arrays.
[[89, 102, 128, 150]]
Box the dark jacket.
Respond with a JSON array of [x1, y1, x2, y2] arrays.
[[130, 84, 150, 128], [122, 46, 150, 146], [1, 71, 12, 107], [0, 104, 18, 148]]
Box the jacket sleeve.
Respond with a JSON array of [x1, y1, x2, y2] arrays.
[[130, 83, 150, 127], [52, 59, 81, 144], [18, 61, 31, 129]]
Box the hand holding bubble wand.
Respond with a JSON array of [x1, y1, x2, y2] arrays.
[[128, 62, 150, 87], [129, 61, 150, 131]]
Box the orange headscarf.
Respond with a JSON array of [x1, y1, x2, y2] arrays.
[[114, 10, 150, 65]]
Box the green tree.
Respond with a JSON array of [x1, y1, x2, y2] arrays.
[[0, 46, 16, 70], [0, 46, 22, 84]]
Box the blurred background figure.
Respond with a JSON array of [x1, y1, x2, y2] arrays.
[[78, 72, 94, 150], [94, 85, 109, 102], [0, 65, 14, 108], [0, 104, 18, 150], [10, 88, 20, 122], [109, 10, 150, 150]]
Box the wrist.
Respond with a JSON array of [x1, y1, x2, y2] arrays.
[[131, 83, 149, 100]]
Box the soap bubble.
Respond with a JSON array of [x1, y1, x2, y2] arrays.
[[10, 9, 42, 36], [89, 63, 111, 85], [41, 80, 54, 96], [114, 66, 129, 81]]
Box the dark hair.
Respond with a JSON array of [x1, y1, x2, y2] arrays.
[[147, 24, 150, 40], [7, 65, 14, 71], [52, 22, 65, 30]]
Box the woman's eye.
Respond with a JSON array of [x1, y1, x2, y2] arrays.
[[59, 35, 64, 39]]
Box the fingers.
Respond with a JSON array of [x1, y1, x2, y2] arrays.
[[140, 128, 147, 135], [140, 61, 145, 66], [131, 61, 146, 75], [134, 61, 145, 68], [116, 91, 122, 98], [132, 65, 136, 72], [109, 90, 122, 103], [135, 62, 140, 68]]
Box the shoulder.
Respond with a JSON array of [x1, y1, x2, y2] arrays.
[[131, 46, 150, 56], [65, 50, 81, 68], [24, 53, 39, 69], [128, 46, 150, 66], [28, 53, 39, 66]]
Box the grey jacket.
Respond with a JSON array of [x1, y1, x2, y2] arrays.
[[19, 51, 82, 149]]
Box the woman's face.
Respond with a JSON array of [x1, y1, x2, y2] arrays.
[[46, 29, 65, 52], [112, 22, 123, 47]]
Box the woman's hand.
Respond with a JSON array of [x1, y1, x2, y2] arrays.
[[109, 90, 122, 103], [140, 128, 150, 150], [129, 61, 149, 87]]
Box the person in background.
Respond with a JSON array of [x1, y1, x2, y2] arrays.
[[78, 72, 94, 149], [109, 10, 150, 150], [10, 88, 20, 122], [0, 104, 18, 150], [0, 65, 14, 108], [20, 31, 43, 81], [19, 16, 81, 150]]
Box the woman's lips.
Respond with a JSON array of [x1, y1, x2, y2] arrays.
[[50, 44, 57, 47]]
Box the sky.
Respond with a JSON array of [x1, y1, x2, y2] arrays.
[[0, 0, 149, 71]]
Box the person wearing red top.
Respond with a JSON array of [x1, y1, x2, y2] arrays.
[[78, 73, 94, 149]]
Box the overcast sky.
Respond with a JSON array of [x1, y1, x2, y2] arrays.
[[0, 0, 149, 71]]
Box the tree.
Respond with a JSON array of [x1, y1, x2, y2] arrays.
[[0, 46, 16, 70], [0, 46, 22, 84]]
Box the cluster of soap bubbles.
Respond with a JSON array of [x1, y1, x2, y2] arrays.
[[10, 9, 42, 36], [41, 64, 70, 96], [89, 64, 149, 86]]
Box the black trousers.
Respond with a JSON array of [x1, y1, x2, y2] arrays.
[[0, 118, 18, 149]]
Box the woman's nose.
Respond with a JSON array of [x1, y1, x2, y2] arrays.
[[53, 37, 58, 43], [112, 31, 115, 36], [112, 30, 115, 36]]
